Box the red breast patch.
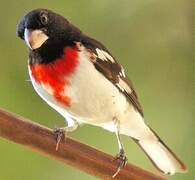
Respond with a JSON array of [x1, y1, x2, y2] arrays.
[[30, 47, 79, 106]]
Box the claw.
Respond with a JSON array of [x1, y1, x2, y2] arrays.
[[112, 149, 128, 178], [53, 128, 65, 151]]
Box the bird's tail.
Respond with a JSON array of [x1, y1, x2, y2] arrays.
[[134, 128, 187, 175]]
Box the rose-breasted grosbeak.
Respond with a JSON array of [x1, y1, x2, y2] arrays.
[[17, 9, 187, 176]]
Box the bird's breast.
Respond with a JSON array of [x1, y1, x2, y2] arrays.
[[29, 47, 79, 107]]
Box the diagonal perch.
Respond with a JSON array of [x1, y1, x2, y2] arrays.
[[0, 108, 166, 180]]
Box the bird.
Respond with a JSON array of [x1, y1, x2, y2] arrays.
[[17, 8, 187, 177]]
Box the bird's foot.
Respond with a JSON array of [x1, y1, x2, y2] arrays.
[[53, 128, 66, 151], [112, 149, 128, 178]]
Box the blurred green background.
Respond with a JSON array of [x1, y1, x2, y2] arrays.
[[0, 0, 194, 179]]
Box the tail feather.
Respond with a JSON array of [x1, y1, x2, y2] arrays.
[[134, 128, 187, 175]]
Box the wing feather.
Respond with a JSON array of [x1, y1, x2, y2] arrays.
[[80, 36, 144, 117]]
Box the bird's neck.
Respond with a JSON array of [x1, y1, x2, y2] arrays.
[[29, 38, 70, 65]]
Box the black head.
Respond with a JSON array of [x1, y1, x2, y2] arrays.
[[17, 9, 81, 50]]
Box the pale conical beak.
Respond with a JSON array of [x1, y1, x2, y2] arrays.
[[24, 28, 49, 50]]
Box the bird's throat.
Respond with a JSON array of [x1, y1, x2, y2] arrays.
[[29, 47, 79, 106]]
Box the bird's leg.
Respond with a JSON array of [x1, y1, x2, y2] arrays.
[[54, 121, 78, 151], [112, 118, 128, 178]]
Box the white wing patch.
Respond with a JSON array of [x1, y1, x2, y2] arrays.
[[95, 48, 130, 93], [121, 67, 126, 77], [119, 67, 126, 78], [96, 48, 115, 62], [116, 78, 132, 94]]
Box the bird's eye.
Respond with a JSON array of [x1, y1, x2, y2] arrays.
[[40, 13, 48, 25]]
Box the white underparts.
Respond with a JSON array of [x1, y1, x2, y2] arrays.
[[28, 49, 148, 139]]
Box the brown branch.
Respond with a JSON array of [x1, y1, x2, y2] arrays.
[[0, 108, 166, 180]]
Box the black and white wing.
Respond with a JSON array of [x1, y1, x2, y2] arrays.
[[81, 36, 144, 117]]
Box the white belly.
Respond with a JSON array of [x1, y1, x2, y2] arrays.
[[28, 51, 150, 139], [65, 53, 128, 124]]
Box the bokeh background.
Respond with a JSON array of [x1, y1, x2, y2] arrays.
[[0, 0, 194, 179]]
